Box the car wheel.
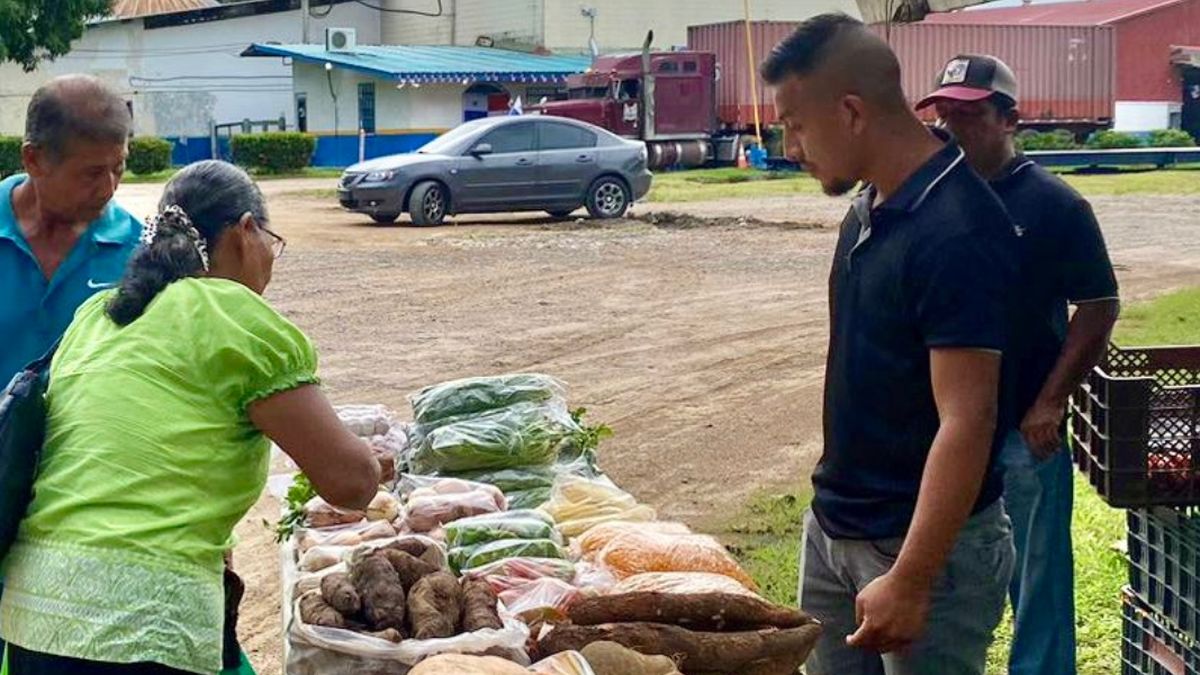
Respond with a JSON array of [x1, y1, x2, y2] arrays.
[[585, 177, 630, 219], [408, 181, 447, 226], [546, 209, 576, 219], [370, 212, 399, 225]]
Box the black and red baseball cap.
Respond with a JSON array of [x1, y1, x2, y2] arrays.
[[916, 54, 1018, 110]]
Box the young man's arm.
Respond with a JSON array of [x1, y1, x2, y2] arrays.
[[1022, 299, 1119, 456], [847, 347, 1000, 654]]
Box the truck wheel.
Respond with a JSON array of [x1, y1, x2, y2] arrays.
[[585, 177, 630, 219], [370, 213, 399, 224], [408, 181, 447, 226]]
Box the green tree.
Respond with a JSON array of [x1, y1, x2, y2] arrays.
[[0, 0, 113, 71]]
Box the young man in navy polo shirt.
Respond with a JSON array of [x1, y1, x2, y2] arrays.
[[919, 55, 1120, 675], [761, 15, 1019, 674]]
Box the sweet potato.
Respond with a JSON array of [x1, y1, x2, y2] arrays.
[[366, 627, 404, 643], [320, 572, 362, 616], [350, 551, 407, 632], [408, 571, 463, 639], [384, 537, 431, 559], [299, 592, 347, 629], [580, 642, 681, 675], [381, 548, 442, 590], [461, 577, 504, 631], [537, 622, 823, 675], [568, 592, 812, 631]]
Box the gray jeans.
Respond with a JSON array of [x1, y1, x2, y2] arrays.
[[800, 502, 1015, 675]]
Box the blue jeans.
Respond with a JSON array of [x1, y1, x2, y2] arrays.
[[800, 502, 1015, 675], [1000, 431, 1076, 675]]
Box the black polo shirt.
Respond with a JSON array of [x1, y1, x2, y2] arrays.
[[989, 155, 1119, 421], [812, 140, 1019, 540]]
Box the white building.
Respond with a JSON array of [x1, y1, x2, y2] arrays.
[[0, 0, 379, 162], [377, 0, 859, 51]]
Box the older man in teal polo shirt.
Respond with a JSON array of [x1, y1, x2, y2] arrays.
[[0, 75, 140, 385], [0, 75, 140, 664]]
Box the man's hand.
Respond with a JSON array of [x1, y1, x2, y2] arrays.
[[1021, 398, 1065, 460], [845, 571, 932, 655]]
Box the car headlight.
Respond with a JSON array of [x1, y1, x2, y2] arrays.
[[365, 170, 395, 182]]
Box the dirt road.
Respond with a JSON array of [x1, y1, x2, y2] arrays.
[[113, 178, 1200, 672]]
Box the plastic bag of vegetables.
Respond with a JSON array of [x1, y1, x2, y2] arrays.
[[540, 475, 656, 538], [445, 512, 562, 549], [410, 374, 565, 426], [450, 538, 567, 574], [408, 402, 581, 474]]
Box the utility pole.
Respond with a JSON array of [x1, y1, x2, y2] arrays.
[[301, 0, 310, 43]]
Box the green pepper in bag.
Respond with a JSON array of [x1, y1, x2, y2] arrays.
[[451, 538, 566, 573], [445, 513, 561, 549]]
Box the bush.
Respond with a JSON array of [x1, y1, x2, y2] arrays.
[[126, 136, 173, 175], [231, 132, 315, 173], [1015, 129, 1078, 151], [0, 136, 23, 179], [1086, 130, 1144, 149], [1147, 128, 1196, 148]]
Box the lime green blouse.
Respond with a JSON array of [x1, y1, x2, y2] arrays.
[[0, 278, 317, 674]]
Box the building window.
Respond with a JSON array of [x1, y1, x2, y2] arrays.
[[296, 93, 308, 133], [657, 61, 679, 73], [683, 61, 697, 73], [358, 82, 376, 134]]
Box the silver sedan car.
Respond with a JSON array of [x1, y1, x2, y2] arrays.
[[338, 116, 653, 226]]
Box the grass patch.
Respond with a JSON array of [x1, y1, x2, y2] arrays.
[[1111, 286, 1200, 346], [647, 168, 820, 203], [725, 288, 1200, 673], [1058, 169, 1200, 196], [121, 166, 344, 185]]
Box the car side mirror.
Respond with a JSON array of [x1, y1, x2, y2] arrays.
[[471, 143, 493, 157]]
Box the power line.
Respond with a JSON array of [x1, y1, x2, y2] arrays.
[[352, 0, 443, 16]]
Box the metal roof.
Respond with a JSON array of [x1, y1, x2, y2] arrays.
[[241, 44, 591, 84], [109, 0, 219, 19], [920, 0, 1190, 25]]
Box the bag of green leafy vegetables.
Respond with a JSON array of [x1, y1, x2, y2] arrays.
[[408, 402, 581, 474], [409, 374, 565, 425]]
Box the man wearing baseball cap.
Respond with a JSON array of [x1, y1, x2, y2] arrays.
[[919, 55, 1120, 675]]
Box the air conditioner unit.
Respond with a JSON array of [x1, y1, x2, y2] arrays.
[[326, 27, 357, 53]]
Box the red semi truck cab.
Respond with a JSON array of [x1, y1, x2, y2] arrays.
[[534, 50, 718, 168]]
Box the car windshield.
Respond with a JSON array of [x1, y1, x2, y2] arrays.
[[417, 120, 490, 155]]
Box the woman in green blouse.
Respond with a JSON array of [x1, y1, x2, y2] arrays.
[[0, 160, 380, 674]]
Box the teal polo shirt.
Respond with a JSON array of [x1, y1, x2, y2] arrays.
[[1, 174, 142, 385]]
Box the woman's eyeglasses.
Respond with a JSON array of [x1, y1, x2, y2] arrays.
[[261, 226, 287, 259]]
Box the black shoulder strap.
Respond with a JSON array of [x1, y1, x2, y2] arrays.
[[26, 337, 62, 374]]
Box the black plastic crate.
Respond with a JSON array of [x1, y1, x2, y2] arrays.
[[1129, 508, 1200, 639], [1071, 345, 1200, 507], [1123, 589, 1200, 675]]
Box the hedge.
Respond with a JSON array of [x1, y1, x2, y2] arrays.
[[1147, 128, 1196, 148], [1086, 130, 1144, 149], [127, 136, 173, 175], [1015, 129, 1078, 151], [231, 132, 316, 173], [0, 136, 22, 179]]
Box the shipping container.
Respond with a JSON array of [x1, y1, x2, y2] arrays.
[[687, 21, 798, 129], [881, 23, 1115, 124], [688, 20, 1116, 127]]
